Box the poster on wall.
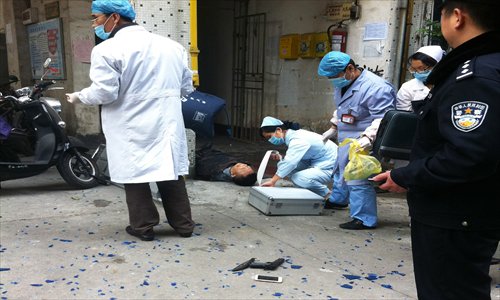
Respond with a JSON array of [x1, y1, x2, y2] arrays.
[[27, 18, 65, 80]]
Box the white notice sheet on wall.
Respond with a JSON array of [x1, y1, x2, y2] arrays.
[[363, 23, 388, 41]]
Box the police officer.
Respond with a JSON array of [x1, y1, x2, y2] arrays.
[[318, 52, 396, 230], [373, 0, 500, 299]]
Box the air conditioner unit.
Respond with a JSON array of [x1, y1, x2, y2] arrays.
[[22, 8, 39, 25]]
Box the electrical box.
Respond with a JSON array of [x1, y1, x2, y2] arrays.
[[299, 33, 315, 58], [22, 8, 39, 25], [279, 34, 300, 60], [314, 32, 331, 58], [350, 3, 361, 19]]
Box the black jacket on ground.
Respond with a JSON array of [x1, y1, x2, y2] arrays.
[[391, 31, 500, 230], [195, 147, 243, 182]]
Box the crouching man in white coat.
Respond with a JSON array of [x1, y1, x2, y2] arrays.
[[66, 0, 195, 241]]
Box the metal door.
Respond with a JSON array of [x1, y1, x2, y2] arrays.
[[231, 11, 266, 141]]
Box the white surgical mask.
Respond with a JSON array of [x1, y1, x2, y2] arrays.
[[329, 75, 352, 88], [94, 15, 115, 40]]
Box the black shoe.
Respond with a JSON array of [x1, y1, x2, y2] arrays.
[[126, 226, 155, 241], [177, 232, 192, 238], [339, 219, 376, 230], [324, 201, 348, 210]]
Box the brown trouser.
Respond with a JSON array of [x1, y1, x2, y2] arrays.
[[124, 176, 194, 235]]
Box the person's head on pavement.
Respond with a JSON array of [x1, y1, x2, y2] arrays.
[[318, 51, 361, 89], [231, 163, 257, 186], [91, 0, 136, 40]]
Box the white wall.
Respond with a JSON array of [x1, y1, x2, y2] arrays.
[[65, 0, 101, 135], [249, 0, 406, 132], [2, 0, 415, 136]]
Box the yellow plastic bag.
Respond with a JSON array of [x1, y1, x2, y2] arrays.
[[339, 138, 382, 181]]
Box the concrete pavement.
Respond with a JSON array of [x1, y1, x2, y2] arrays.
[[1, 167, 499, 299]]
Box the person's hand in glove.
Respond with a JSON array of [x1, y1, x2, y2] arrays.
[[322, 126, 338, 142], [270, 150, 282, 161], [65, 92, 81, 104], [357, 135, 372, 150]]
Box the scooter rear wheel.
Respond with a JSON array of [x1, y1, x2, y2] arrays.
[[57, 151, 99, 189]]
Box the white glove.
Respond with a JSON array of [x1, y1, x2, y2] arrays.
[[322, 127, 338, 142], [65, 92, 81, 104], [270, 150, 282, 161], [330, 110, 339, 125], [357, 136, 372, 149]]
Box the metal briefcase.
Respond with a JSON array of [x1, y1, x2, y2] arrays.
[[248, 186, 324, 216]]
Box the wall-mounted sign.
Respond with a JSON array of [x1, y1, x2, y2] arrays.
[[45, 2, 60, 19], [364, 22, 388, 41], [325, 3, 351, 22], [27, 18, 65, 80]]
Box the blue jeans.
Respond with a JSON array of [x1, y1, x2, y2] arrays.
[[329, 171, 377, 227]]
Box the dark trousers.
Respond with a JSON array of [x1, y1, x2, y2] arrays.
[[124, 176, 194, 234], [411, 219, 499, 300]]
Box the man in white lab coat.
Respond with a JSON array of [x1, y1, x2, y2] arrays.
[[66, 0, 195, 241]]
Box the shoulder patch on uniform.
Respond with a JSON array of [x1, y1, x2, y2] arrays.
[[456, 59, 473, 81], [451, 101, 488, 132]]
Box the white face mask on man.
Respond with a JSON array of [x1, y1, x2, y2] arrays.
[[94, 15, 116, 40], [329, 75, 352, 88]]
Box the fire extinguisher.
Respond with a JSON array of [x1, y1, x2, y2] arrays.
[[328, 25, 348, 53]]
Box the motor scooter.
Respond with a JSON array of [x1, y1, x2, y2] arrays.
[[0, 75, 19, 97], [2, 73, 62, 114], [0, 58, 100, 189]]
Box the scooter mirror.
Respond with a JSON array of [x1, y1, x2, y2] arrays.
[[8, 75, 19, 83], [43, 58, 52, 68], [41, 58, 53, 81]]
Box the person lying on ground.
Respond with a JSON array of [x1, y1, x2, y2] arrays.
[[195, 146, 257, 186]]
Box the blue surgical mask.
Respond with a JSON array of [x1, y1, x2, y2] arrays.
[[94, 15, 115, 40], [413, 70, 431, 82], [329, 75, 352, 89], [268, 135, 285, 145]]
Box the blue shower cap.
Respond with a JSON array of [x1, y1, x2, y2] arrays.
[[318, 51, 351, 77], [92, 0, 136, 20]]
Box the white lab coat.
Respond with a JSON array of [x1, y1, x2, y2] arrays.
[[79, 26, 194, 183], [396, 78, 430, 111]]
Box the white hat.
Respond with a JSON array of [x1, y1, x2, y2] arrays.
[[416, 46, 445, 63], [261, 116, 284, 127]]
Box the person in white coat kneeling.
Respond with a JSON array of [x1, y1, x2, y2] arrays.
[[66, 0, 195, 241]]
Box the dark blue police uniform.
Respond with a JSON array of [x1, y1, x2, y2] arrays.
[[391, 31, 500, 300]]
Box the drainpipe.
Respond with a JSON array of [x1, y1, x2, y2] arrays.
[[398, 0, 413, 88], [385, 0, 410, 89], [190, 0, 200, 87]]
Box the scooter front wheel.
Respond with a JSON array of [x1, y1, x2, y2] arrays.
[[57, 151, 99, 189]]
